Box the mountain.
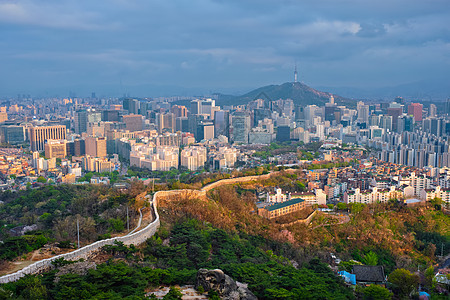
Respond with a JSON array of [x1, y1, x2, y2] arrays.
[[215, 82, 356, 107], [315, 78, 450, 102]]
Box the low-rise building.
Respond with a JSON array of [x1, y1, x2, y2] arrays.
[[258, 198, 307, 219]]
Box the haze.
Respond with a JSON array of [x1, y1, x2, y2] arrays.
[[0, 0, 449, 98]]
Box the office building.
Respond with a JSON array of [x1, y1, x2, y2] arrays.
[[157, 113, 175, 133], [231, 112, 250, 144], [171, 105, 188, 118], [175, 117, 189, 132], [276, 126, 291, 142], [122, 114, 143, 132], [0, 125, 26, 145], [44, 140, 67, 159], [214, 110, 230, 138], [30, 125, 66, 152], [408, 103, 423, 122], [74, 139, 86, 156], [85, 136, 107, 157], [101, 110, 120, 122]]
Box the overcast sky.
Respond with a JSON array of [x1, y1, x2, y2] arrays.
[[0, 0, 449, 97]]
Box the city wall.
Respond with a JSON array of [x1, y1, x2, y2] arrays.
[[0, 172, 275, 284], [0, 191, 161, 284]]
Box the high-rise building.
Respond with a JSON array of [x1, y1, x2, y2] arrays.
[[171, 105, 188, 118], [408, 103, 423, 122], [446, 98, 450, 116], [387, 107, 403, 131], [190, 99, 202, 115], [380, 115, 393, 132], [397, 115, 414, 132], [123, 98, 140, 114], [101, 110, 120, 122], [201, 99, 215, 118], [214, 110, 230, 138], [429, 104, 437, 118], [139, 101, 151, 117], [196, 122, 214, 141], [276, 126, 291, 142], [0, 125, 25, 145], [74, 110, 88, 134], [231, 112, 250, 144], [175, 117, 189, 132], [122, 114, 143, 132], [157, 113, 175, 133], [0, 112, 7, 123], [45, 140, 67, 159], [85, 136, 107, 157], [74, 139, 86, 156], [30, 125, 66, 152], [357, 101, 370, 124], [190, 99, 215, 118]]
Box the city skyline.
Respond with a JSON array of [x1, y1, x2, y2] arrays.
[[0, 0, 449, 98]]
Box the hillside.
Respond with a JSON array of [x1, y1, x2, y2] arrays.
[[215, 82, 355, 107]]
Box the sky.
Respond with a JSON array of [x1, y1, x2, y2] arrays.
[[0, 0, 449, 97]]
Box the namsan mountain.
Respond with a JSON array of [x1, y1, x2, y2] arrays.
[[215, 82, 355, 107]]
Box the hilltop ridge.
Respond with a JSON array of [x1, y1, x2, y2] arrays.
[[215, 82, 355, 107]]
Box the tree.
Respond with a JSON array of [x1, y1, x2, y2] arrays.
[[37, 176, 47, 183], [424, 266, 435, 290], [430, 197, 442, 210], [163, 287, 183, 300], [362, 251, 379, 266], [362, 284, 392, 300], [14, 275, 48, 300], [388, 268, 419, 297], [336, 202, 347, 210]]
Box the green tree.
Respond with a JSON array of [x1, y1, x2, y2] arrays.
[[14, 275, 48, 300], [362, 284, 392, 300], [424, 266, 435, 290], [430, 197, 442, 210], [295, 181, 306, 192], [336, 202, 347, 210], [163, 287, 183, 300], [388, 268, 419, 297], [362, 251, 379, 266], [37, 176, 47, 183]]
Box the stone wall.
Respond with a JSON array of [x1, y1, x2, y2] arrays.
[[0, 192, 161, 284], [0, 171, 278, 284]]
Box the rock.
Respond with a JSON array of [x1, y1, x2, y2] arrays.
[[195, 269, 257, 300], [54, 261, 97, 282], [237, 282, 257, 300]]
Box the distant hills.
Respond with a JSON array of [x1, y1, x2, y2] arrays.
[[315, 78, 450, 102], [215, 82, 355, 108]]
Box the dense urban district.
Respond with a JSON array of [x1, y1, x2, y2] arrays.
[[0, 85, 449, 299]]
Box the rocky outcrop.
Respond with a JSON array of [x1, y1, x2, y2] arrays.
[[195, 269, 257, 300], [54, 261, 97, 282]]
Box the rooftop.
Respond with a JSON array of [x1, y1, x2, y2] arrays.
[[266, 198, 305, 212], [352, 265, 385, 283]]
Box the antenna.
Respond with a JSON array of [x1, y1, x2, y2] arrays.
[[294, 63, 298, 83]]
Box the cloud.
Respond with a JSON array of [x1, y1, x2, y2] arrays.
[[0, 0, 449, 96], [0, 0, 117, 30]]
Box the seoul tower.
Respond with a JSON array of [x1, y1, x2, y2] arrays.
[[294, 64, 298, 83]]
